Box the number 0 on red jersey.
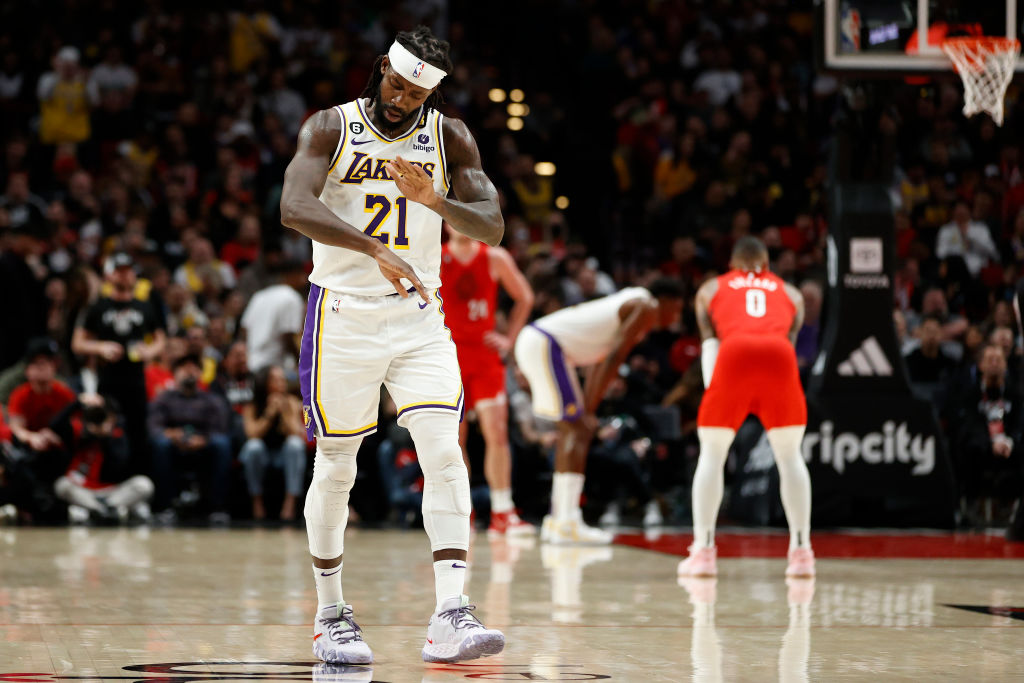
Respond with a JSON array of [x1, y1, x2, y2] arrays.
[[696, 270, 807, 431]]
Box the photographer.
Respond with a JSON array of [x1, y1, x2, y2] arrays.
[[53, 395, 154, 523]]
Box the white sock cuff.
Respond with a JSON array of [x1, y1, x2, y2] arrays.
[[491, 488, 514, 513]]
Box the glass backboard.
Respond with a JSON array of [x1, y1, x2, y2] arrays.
[[818, 0, 1022, 73]]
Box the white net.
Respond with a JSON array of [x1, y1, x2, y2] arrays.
[[942, 37, 1020, 126]]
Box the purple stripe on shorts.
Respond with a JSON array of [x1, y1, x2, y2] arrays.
[[529, 324, 582, 422], [299, 283, 324, 439]]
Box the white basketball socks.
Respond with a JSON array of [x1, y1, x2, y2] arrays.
[[552, 472, 584, 521], [434, 559, 467, 611], [691, 428, 734, 549], [491, 488, 514, 514], [313, 562, 343, 611]]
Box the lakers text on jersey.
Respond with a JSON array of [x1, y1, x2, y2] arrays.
[[311, 99, 450, 297]]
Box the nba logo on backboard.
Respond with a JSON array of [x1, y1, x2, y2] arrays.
[[413, 61, 425, 78], [840, 8, 861, 53]]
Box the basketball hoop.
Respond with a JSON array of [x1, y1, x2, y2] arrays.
[[942, 37, 1020, 126]]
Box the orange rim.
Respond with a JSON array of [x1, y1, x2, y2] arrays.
[[943, 37, 1021, 72]]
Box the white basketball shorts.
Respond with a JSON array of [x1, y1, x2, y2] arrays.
[[299, 283, 464, 439], [512, 324, 583, 423]]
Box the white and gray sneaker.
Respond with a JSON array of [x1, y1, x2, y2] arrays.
[[313, 604, 373, 664], [421, 595, 505, 663]]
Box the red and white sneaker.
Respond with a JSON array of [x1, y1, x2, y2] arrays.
[[785, 547, 815, 578], [677, 545, 717, 578], [487, 510, 536, 538]]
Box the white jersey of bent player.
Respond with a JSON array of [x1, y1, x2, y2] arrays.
[[532, 287, 653, 366], [311, 98, 450, 296]]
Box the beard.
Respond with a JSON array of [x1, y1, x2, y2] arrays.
[[372, 83, 421, 134]]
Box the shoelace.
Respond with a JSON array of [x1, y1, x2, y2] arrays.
[[437, 603, 483, 631], [324, 611, 363, 644]]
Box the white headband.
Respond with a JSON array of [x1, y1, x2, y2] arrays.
[[387, 40, 446, 90]]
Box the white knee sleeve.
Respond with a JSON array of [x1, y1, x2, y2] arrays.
[[305, 438, 360, 560], [407, 412, 471, 552]]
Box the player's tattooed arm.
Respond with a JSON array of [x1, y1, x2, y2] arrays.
[[280, 109, 429, 301], [581, 299, 658, 415], [784, 282, 805, 346], [415, 116, 503, 245], [694, 278, 719, 341]]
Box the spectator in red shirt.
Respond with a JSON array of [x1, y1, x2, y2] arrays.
[[7, 337, 76, 457], [219, 211, 262, 274]]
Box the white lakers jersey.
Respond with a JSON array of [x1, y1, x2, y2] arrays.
[[310, 98, 450, 295], [533, 287, 653, 365]]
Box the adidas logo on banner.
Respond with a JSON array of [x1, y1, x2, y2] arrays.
[[837, 336, 893, 376]]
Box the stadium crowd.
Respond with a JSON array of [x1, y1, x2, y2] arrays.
[[0, 0, 1021, 531]]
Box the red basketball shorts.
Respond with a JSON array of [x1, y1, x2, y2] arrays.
[[457, 343, 506, 409], [696, 334, 806, 431]]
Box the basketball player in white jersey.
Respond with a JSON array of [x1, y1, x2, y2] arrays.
[[513, 279, 684, 544], [280, 26, 505, 665]]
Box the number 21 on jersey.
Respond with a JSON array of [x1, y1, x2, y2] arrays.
[[364, 194, 410, 249], [745, 289, 766, 318]]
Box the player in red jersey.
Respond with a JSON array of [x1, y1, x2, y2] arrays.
[[678, 236, 815, 579], [440, 224, 536, 537]]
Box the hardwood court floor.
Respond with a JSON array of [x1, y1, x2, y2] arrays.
[[1, 526, 1022, 682]]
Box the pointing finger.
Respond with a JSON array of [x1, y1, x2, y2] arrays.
[[408, 271, 430, 303]]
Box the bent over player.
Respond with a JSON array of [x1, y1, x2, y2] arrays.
[[678, 236, 815, 578], [440, 224, 536, 537], [514, 279, 684, 544], [280, 26, 505, 664]]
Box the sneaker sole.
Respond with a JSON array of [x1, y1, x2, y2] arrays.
[[421, 631, 505, 663], [313, 641, 374, 665], [785, 568, 815, 578]]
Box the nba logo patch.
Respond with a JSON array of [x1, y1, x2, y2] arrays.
[[331, 298, 341, 313], [413, 61, 425, 78], [303, 406, 311, 428]]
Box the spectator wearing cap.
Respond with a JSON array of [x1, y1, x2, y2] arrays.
[[5, 338, 78, 519], [239, 257, 306, 373], [37, 46, 97, 145], [72, 252, 165, 466], [148, 354, 232, 523], [6, 338, 75, 457]]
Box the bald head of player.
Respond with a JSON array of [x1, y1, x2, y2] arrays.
[[361, 26, 454, 135], [730, 235, 770, 273]]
